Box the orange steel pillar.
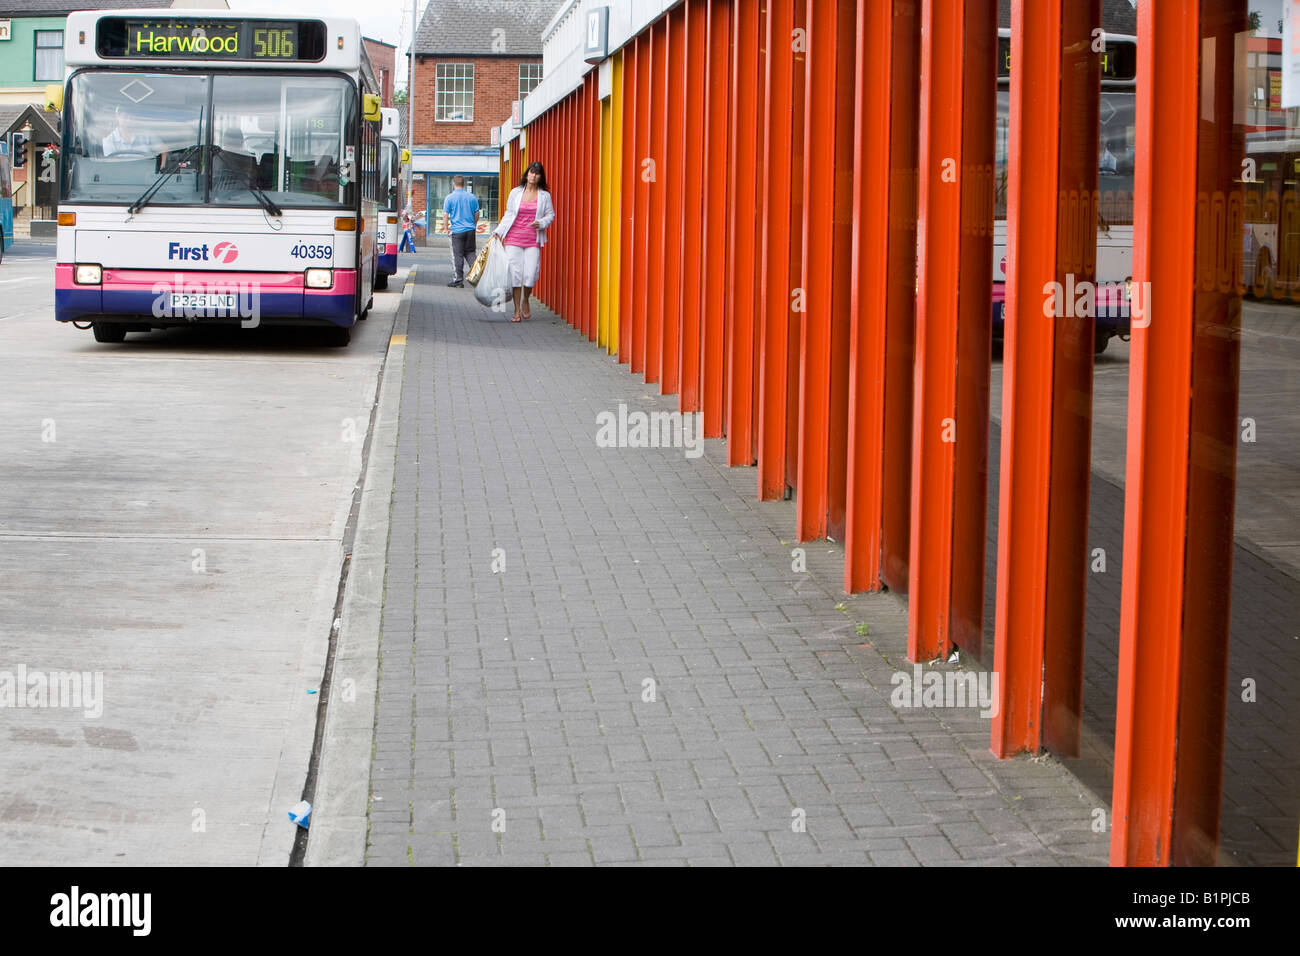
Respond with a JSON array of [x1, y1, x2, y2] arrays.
[[564, 96, 574, 325], [947, 0, 995, 661], [678, 0, 710, 412], [756, 0, 803, 501], [844, 0, 920, 594], [556, 99, 567, 322], [991, 0, 1099, 757], [582, 81, 593, 338], [825, 0, 856, 540], [1111, 0, 1244, 868], [588, 76, 599, 341], [632, 35, 652, 375], [907, 0, 995, 661], [795, 0, 856, 539], [576, 87, 583, 331], [564, 97, 574, 327], [662, 6, 687, 395], [725, 0, 761, 464], [555, 101, 565, 319], [749, 1, 767, 466], [589, 75, 601, 343], [783, 4, 807, 495], [645, 20, 668, 385], [530, 124, 540, 303], [566, 96, 576, 327], [619, 42, 639, 365], [552, 104, 562, 319], [701, 0, 732, 438]]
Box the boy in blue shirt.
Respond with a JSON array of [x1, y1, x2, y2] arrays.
[[443, 176, 480, 287]]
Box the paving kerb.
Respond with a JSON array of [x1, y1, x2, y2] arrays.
[[303, 265, 414, 867]]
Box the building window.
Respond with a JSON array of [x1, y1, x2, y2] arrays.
[[35, 30, 64, 82], [435, 63, 474, 122], [427, 173, 499, 230], [519, 63, 543, 99]]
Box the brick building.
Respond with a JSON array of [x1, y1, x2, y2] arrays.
[[363, 37, 396, 107], [406, 0, 555, 237]]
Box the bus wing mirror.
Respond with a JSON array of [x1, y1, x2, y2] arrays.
[[45, 85, 63, 113], [363, 94, 382, 122]]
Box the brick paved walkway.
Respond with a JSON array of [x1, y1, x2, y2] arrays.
[[365, 254, 1110, 866]]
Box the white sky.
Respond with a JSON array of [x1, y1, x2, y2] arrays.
[[226, 0, 430, 88]]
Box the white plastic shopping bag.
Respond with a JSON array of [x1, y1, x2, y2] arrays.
[[474, 236, 512, 311]]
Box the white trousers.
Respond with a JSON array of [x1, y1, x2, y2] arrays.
[[503, 243, 541, 288]]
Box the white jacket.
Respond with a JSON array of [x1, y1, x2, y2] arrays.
[[493, 186, 555, 247]]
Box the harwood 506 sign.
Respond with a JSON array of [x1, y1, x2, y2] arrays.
[[97, 18, 327, 62]]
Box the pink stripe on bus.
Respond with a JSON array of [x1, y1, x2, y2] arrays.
[[100, 270, 306, 292]]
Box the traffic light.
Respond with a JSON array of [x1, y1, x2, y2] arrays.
[[11, 133, 26, 168]]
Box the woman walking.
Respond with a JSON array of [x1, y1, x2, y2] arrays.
[[494, 161, 555, 322]]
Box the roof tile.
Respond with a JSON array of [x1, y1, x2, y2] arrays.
[[414, 0, 560, 57]]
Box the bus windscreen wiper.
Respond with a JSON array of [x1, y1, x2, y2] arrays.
[[213, 157, 282, 217], [127, 144, 203, 216], [244, 179, 282, 218]]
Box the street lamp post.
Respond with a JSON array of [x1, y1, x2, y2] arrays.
[[407, 0, 416, 219]]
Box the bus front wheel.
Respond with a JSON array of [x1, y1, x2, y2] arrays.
[[375, 272, 388, 291], [92, 323, 127, 343]]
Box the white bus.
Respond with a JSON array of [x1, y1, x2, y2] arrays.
[[375, 106, 401, 289], [993, 30, 1138, 354], [54, 9, 383, 345]]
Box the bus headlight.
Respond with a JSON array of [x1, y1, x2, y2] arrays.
[[75, 264, 102, 285], [305, 268, 334, 289]]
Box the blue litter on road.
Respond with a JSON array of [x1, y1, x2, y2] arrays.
[[288, 800, 312, 829]]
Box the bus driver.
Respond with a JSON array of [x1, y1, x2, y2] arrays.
[[102, 108, 164, 157]]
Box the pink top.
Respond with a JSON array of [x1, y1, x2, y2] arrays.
[[504, 199, 540, 248]]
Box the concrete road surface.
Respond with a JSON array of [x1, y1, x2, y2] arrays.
[[0, 243, 403, 865]]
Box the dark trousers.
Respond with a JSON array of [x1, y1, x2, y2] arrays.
[[451, 230, 477, 281]]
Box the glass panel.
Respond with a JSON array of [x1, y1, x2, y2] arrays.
[[436, 64, 473, 121], [519, 63, 542, 98], [63, 72, 209, 205], [35, 32, 64, 82], [62, 71, 356, 208], [1243, 27, 1300, 301], [1097, 91, 1136, 227], [211, 74, 354, 207], [993, 88, 1136, 230]]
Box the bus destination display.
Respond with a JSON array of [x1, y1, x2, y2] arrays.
[[996, 35, 1137, 82], [97, 18, 327, 61]]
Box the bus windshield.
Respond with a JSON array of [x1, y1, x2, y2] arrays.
[[994, 88, 1137, 228], [63, 70, 358, 208]]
